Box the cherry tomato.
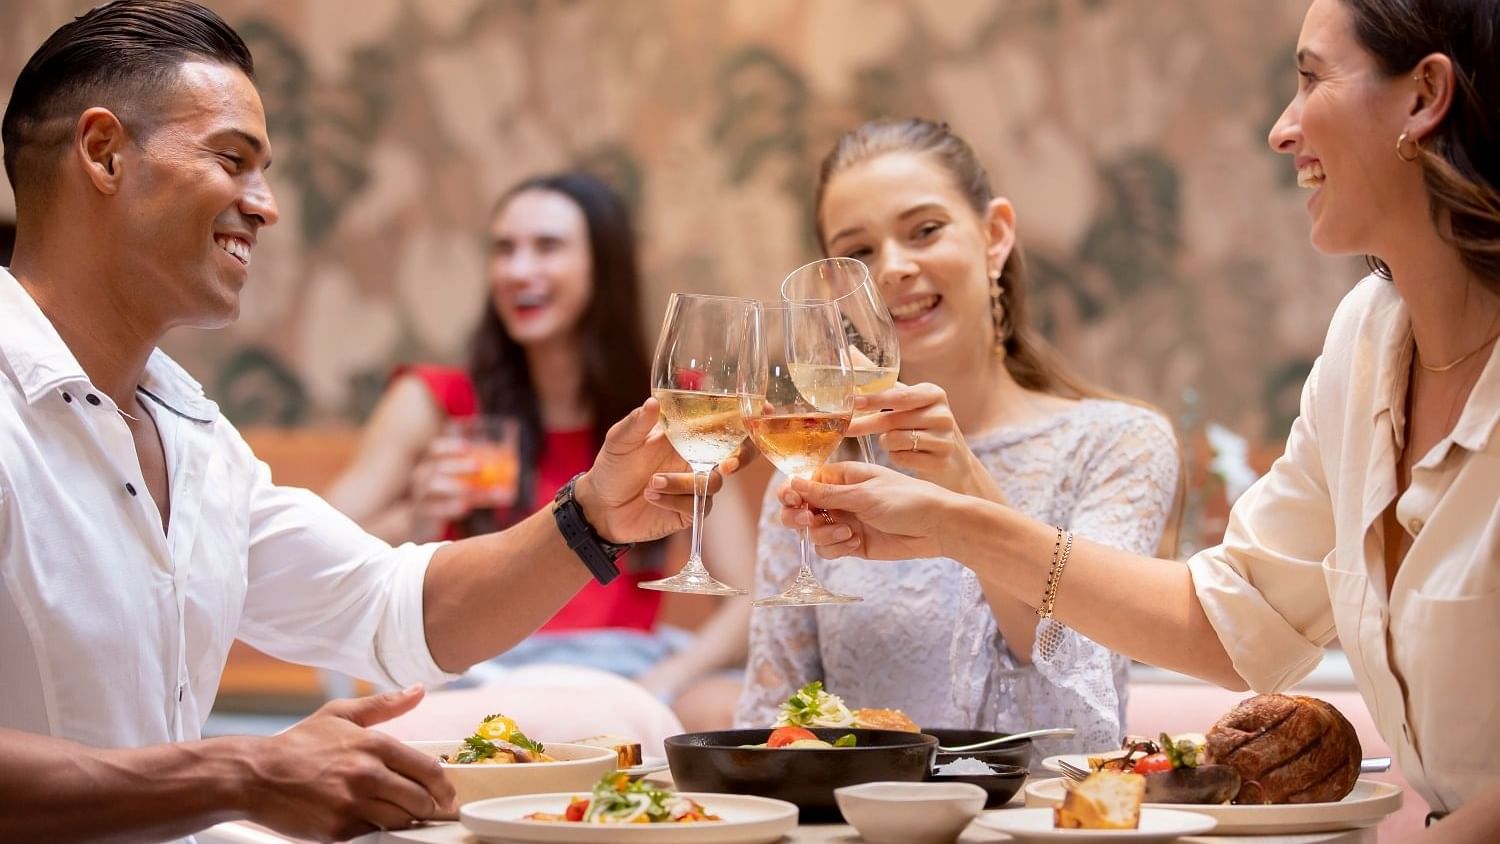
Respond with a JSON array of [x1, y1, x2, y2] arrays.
[[564, 798, 588, 822], [1132, 753, 1174, 774], [767, 726, 818, 748]]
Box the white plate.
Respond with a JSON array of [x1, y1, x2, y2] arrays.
[[1024, 777, 1404, 835], [976, 807, 1216, 842], [622, 755, 670, 777], [1041, 751, 1128, 774], [460, 791, 798, 843]]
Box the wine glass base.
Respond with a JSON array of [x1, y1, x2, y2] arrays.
[[752, 584, 863, 607], [638, 571, 747, 597]]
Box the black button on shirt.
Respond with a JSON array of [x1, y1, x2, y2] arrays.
[[86, 394, 101, 406], [125, 483, 138, 496]]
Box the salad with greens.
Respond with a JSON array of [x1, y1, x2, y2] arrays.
[[774, 681, 855, 729], [525, 772, 720, 824], [439, 713, 552, 764]]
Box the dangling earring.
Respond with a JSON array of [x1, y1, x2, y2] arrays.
[[989, 267, 1011, 352], [1396, 131, 1421, 163]]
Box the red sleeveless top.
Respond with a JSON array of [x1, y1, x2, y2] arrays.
[[398, 365, 663, 633]]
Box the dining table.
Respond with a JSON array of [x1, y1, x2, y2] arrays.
[[203, 776, 1381, 844], [346, 820, 1377, 844]]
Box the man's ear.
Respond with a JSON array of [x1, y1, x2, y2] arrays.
[[74, 107, 129, 196]]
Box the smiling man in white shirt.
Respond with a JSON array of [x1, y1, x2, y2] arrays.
[[0, 2, 723, 841]]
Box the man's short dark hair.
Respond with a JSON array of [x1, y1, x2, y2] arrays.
[[1, 0, 254, 199]]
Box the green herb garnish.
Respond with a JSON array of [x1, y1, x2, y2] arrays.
[[777, 681, 855, 728], [510, 730, 545, 756], [833, 733, 858, 747], [1160, 733, 1199, 769], [451, 735, 499, 764]]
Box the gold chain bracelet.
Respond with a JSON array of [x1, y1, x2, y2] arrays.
[[1036, 527, 1074, 619]]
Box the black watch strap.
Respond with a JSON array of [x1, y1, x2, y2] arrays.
[[552, 473, 629, 585]]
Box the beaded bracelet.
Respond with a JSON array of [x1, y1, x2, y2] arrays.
[[1036, 526, 1075, 619], [1035, 527, 1075, 660]]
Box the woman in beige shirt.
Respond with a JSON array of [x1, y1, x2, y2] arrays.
[[767, 0, 1500, 838]]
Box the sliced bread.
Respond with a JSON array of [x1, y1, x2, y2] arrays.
[[1054, 771, 1145, 829], [571, 734, 643, 767]]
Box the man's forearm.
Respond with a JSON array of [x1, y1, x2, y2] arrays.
[[422, 504, 592, 673], [0, 729, 251, 843]]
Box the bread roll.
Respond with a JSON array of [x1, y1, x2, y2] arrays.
[[1204, 694, 1360, 803], [852, 708, 920, 732]]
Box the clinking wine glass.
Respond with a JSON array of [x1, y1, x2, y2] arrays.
[[779, 257, 899, 462], [741, 300, 861, 606], [639, 292, 758, 596]]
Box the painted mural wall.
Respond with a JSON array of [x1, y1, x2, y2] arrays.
[[1, 0, 1361, 453]]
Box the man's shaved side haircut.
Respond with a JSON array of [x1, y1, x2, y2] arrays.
[[1, 0, 254, 201]]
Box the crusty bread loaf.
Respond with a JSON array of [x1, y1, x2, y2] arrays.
[[571, 734, 643, 767], [1204, 694, 1360, 803], [1054, 771, 1144, 829], [852, 708, 920, 732]]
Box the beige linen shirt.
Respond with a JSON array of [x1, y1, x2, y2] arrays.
[[1189, 275, 1499, 814]]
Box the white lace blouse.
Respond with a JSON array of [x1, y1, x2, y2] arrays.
[[734, 399, 1180, 758]]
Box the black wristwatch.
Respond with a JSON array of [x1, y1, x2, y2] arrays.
[[552, 472, 630, 585]]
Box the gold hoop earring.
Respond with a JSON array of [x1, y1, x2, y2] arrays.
[[1396, 131, 1421, 162]]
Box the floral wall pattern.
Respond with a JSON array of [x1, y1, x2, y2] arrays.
[[1, 0, 1362, 450]]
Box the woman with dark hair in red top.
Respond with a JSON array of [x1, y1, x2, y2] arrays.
[[328, 172, 758, 717]]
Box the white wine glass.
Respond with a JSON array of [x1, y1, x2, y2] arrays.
[[741, 300, 861, 606], [780, 257, 899, 462], [640, 293, 757, 596]]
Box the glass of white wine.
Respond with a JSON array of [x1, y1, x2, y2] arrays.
[[780, 257, 899, 462], [741, 300, 861, 606], [641, 293, 758, 596]]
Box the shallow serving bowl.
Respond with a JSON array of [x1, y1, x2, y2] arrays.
[[925, 728, 1035, 770], [835, 781, 987, 844], [405, 740, 618, 816], [665, 728, 937, 821], [927, 761, 1029, 809]]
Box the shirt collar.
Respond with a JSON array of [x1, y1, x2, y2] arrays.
[[1448, 341, 1500, 454], [1363, 274, 1500, 459], [0, 267, 218, 423], [1366, 278, 1413, 430]]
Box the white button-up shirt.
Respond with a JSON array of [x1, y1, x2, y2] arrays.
[[0, 268, 456, 750], [1189, 275, 1500, 814]]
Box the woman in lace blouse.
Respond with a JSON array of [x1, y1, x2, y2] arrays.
[[734, 119, 1180, 754]]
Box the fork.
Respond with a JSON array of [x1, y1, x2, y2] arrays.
[[1058, 759, 1092, 782]]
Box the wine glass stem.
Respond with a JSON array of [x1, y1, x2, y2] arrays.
[[856, 434, 874, 462], [798, 521, 814, 579], [685, 468, 710, 571]]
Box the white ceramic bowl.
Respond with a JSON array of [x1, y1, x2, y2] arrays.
[[835, 781, 987, 844], [406, 740, 618, 816]]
